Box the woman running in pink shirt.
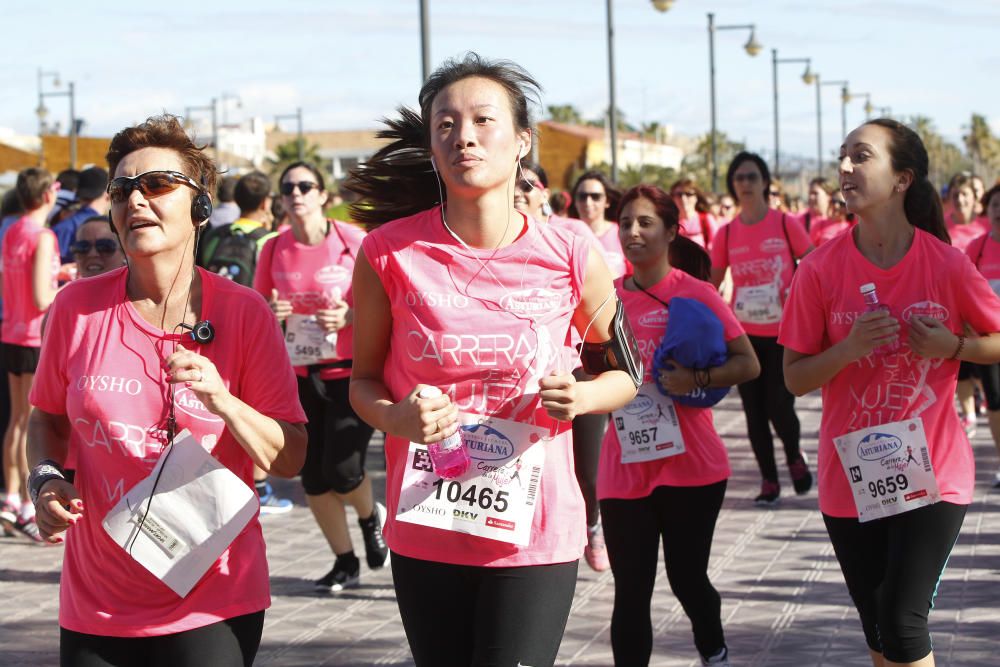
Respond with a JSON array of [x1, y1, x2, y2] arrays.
[[602, 184, 759, 667], [346, 54, 638, 667], [781, 119, 1000, 667], [26, 115, 306, 667]]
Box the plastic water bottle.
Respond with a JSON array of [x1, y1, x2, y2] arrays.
[[860, 283, 899, 355], [418, 387, 470, 479]]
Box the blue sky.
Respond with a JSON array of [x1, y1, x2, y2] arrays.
[[2, 0, 998, 164]]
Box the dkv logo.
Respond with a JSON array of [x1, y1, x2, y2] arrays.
[[857, 432, 902, 461], [463, 423, 515, 461], [638, 309, 668, 329], [174, 388, 224, 423], [902, 300, 948, 323], [314, 265, 350, 285]]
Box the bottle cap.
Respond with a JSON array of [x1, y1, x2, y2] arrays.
[[418, 386, 443, 399], [859, 283, 876, 294]]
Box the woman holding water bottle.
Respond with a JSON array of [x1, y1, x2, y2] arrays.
[[254, 161, 388, 593], [781, 119, 1000, 667], [346, 53, 637, 666]]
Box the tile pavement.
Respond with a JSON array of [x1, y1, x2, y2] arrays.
[[2, 389, 999, 666]]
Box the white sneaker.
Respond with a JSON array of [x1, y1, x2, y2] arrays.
[[992, 471, 1000, 489]]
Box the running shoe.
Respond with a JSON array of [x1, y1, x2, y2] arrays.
[[963, 413, 978, 439], [701, 647, 731, 666], [358, 502, 389, 570], [584, 524, 610, 572], [754, 480, 781, 507], [0, 501, 17, 533], [993, 470, 1000, 489], [257, 486, 294, 515], [14, 516, 45, 544], [315, 555, 360, 593], [789, 454, 813, 495]]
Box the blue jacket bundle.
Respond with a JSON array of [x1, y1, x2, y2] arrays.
[[652, 296, 729, 407]]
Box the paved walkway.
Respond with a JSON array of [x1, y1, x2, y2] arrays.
[[3, 390, 1000, 666]]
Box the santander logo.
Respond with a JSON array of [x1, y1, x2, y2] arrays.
[[638, 309, 669, 329], [314, 265, 349, 285], [902, 300, 949, 323], [174, 388, 224, 423]]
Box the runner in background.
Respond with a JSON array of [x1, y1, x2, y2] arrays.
[[670, 178, 715, 249], [569, 170, 627, 278], [601, 184, 758, 667], [71, 215, 126, 278], [254, 161, 388, 592], [812, 190, 856, 247], [514, 161, 610, 570], [0, 168, 61, 542], [797, 177, 831, 244], [710, 152, 813, 505], [768, 178, 787, 212], [346, 53, 637, 666], [781, 118, 1000, 667], [966, 183, 1000, 487], [717, 194, 737, 224]]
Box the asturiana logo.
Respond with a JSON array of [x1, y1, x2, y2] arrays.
[[499, 288, 562, 314], [638, 309, 669, 329], [314, 265, 350, 285], [857, 432, 902, 461], [173, 388, 224, 423], [624, 394, 655, 416], [463, 424, 515, 461], [902, 300, 948, 323]]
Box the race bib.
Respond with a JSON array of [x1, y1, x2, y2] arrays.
[[989, 279, 1000, 299], [733, 283, 782, 325], [833, 418, 941, 523], [284, 314, 336, 366], [611, 384, 686, 464], [395, 414, 548, 545]]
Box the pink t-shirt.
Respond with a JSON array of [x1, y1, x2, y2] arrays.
[[813, 219, 855, 247], [548, 214, 597, 242], [29, 268, 306, 637], [946, 214, 989, 252], [1, 216, 59, 347], [710, 210, 812, 337], [678, 213, 714, 249], [778, 229, 1000, 518], [363, 206, 589, 567], [594, 223, 629, 278], [254, 220, 366, 381], [598, 269, 744, 500], [967, 232, 1000, 284]]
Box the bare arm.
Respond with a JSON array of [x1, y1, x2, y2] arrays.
[[710, 266, 725, 289], [658, 334, 760, 395], [33, 233, 59, 310], [27, 409, 82, 542]]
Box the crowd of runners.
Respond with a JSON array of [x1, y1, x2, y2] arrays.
[[0, 52, 998, 667]]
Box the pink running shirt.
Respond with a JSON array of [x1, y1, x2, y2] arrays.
[[778, 229, 1000, 518], [710, 210, 812, 337], [967, 233, 1000, 292], [1, 216, 59, 347], [594, 223, 629, 278], [946, 214, 989, 252], [812, 219, 855, 247], [30, 268, 306, 637], [363, 206, 590, 567], [254, 220, 366, 381], [678, 213, 714, 249], [598, 269, 744, 500]]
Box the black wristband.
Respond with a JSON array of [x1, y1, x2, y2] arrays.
[[28, 459, 66, 505]]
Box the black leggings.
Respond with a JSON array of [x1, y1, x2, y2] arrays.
[[600, 481, 728, 666], [392, 553, 578, 667], [976, 362, 1000, 411], [297, 375, 375, 495], [571, 367, 607, 527], [60, 611, 264, 667], [823, 502, 967, 663], [737, 335, 801, 483]]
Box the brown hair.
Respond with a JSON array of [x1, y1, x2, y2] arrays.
[[617, 184, 711, 282], [15, 167, 54, 211], [106, 114, 217, 196]]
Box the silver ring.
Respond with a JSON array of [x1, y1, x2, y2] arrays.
[[196, 370, 203, 383]]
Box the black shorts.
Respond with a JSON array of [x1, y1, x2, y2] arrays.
[[1, 342, 40, 375], [297, 375, 375, 495], [976, 362, 1000, 412], [957, 360, 979, 381]]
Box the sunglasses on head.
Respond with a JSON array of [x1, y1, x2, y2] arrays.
[[517, 179, 543, 193], [107, 170, 202, 204], [576, 191, 605, 201], [70, 239, 119, 256], [280, 181, 319, 196]]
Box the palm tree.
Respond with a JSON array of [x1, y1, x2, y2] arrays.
[[267, 138, 324, 178]]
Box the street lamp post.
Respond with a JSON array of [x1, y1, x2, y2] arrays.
[[815, 79, 849, 177], [851, 93, 875, 121], [184, 99, 218, 161], [38, 74, 78, 170], [419, 0, 431, 82], [707, 13, 761, 192], [276, 108, 305, 162], [771, 49, 814, 179], [606, 0, 619, 182], [220, 92, 242, 126]]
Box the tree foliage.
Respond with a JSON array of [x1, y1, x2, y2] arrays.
[[546, 104, 583, 125], [906, 116, 971, 190], [267, 138, 325, 178], [681, 131, 746, 194], [963, 114, 1000, 184]]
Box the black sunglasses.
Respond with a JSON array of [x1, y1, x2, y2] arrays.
[[280, 181, 320, 196], [107, 170, 202, 204], [71, 239, 120, 256], [576, 191, 605, 201]]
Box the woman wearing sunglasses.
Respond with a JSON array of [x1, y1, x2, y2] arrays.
[[710, 152, 813, 506], [253, 161, 388, 593], [670, 178, 715, 249], [71, 215, 126, 278], [0, 168, 61, 542], [346, 53, 637, 666], [569, 170, 626, 279], [26, 114, 306, 666]]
